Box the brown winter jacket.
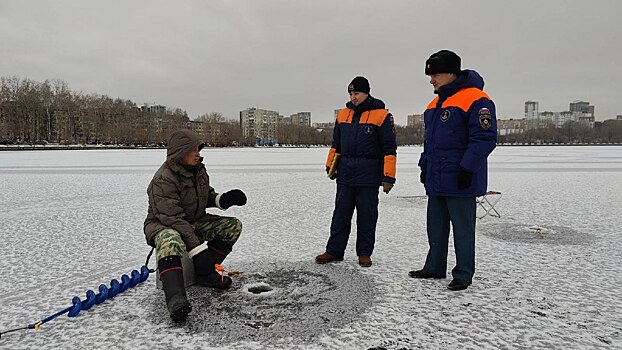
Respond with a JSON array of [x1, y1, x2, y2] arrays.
[[143, 129, 218, 250]]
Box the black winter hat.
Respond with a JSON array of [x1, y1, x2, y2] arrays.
[[348, 76, 370, 94], [425, 50, 461, 75]]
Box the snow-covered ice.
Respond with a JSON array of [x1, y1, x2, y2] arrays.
[[0, 146, 620, 349]]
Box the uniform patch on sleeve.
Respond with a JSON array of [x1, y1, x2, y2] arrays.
[[479, 108, 492, 130]]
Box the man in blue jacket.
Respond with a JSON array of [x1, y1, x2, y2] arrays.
[[316, 76, 397, 267], [409, 50, 497, 290]]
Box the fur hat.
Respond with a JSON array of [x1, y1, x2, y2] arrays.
[[425, 50, 461, 75]]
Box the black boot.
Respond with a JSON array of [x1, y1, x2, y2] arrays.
[[192, 240, 233, 289], [207, 239, 233, 264], [158, 256, 192, 321]]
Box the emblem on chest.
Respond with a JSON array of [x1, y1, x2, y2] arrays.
[[440, 110, 450, 122]]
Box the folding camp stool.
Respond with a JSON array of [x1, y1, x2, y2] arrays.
[[476, 190, 502, 219]]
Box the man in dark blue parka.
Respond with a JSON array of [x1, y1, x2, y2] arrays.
[[316, 76, 397, 267], [409, 50, 497, 290]]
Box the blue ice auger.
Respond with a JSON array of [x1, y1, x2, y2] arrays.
[[0, 249, 156, 339]]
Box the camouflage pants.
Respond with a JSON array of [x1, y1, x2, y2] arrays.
[[154, 216, 242, 261]]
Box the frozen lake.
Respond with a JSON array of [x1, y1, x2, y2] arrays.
[[1, 146, 621, 349]]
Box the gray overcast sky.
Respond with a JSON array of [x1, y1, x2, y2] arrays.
[[1, 0, 621, 124]]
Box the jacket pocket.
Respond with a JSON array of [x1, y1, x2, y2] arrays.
[[438, 156, 461, 193]]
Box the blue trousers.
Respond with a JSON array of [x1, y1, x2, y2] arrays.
[[326, 184, 379, 257], [423, 196, 476, 282]]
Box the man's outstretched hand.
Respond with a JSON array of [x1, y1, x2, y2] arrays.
[[220, 189, 247, 209]]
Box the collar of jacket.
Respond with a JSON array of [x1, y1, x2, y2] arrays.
[[168, 160, 205, 178], [346, 95, 386, 113], [437, 69, 485, 99]]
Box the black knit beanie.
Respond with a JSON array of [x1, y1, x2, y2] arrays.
[[348, 76, 370, 94], [425, 50, 461, 75]]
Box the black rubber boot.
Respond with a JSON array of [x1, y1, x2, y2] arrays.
[[207, 239, 233, 264], [158, 256, 192, 321], [193, 241, 233, 289]]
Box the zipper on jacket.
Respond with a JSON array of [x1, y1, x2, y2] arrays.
[[193, 173, 200, 218]]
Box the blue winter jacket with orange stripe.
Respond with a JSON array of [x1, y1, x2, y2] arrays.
[[418, 69, 497, 197], [326, 95, 397, 186]]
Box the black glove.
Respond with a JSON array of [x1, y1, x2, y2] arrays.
[[457, 170, 473, 189], [326, 166, 330, 175], [219, 189, 247, 209], [382, 182, 394, 194], [420, 171, 425, 184]]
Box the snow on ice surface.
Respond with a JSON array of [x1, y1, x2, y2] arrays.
[[0, 146, 621, 350]]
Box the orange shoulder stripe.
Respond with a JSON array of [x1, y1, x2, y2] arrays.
[[426, 97, 439, 110], [337, 108, 353, 124], [441, 87, 491, 112], [362, 109, 389, 126]]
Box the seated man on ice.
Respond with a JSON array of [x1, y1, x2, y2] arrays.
[[143, 129, 247, 321]]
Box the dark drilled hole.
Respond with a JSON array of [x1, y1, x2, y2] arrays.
[[248, 284, 273, 294]]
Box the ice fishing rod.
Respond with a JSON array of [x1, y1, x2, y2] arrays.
[[0, 249, 156, 339]]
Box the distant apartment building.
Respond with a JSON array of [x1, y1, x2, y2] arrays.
[[570, 100, 595, 128], [497, 118, 528, 135], [334, 109, 341, 120], [524, 101, 539, 120], [617, 115, 622, 121], [279, 116, 291, 125], [539, 111, 573, 128], [187, 120, 205, 135], [188, 119, 225, 145], [313, 121, 334, 129], [140, 103, 166, 113], [536, 100, 595, 128], [290, 112, 311, 127], [577, 115, 595, 128], [569, 100, 590, 114], [407, 114, 424, 126], [240, 107, 279, 144]]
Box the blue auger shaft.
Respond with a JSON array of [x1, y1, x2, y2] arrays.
[[0, 265, 151, 339]]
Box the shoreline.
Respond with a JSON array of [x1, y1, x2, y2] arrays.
[[0, 144, 328, 151], [1, 143, 621, 151]]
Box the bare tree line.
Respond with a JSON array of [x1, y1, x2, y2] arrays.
[[498, 120, 622, 144], [0, 76, 425, 147], [2, 76, 620, 147], [0, 76, 195, 145]]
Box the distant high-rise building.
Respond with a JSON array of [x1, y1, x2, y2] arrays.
[[407, 114, 424, 126], [239, 107, 279, 144], [334, 109, 341, 120], [537, 100, 596, 128], [569, 100, 595, 127], [570, 100, 590, 114], [524, 101, 539, 120], [290, 112, 311, 127], [587, 105, 595, 117]]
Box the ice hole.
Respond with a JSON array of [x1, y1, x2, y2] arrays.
[[248, 284, 273, 294]]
